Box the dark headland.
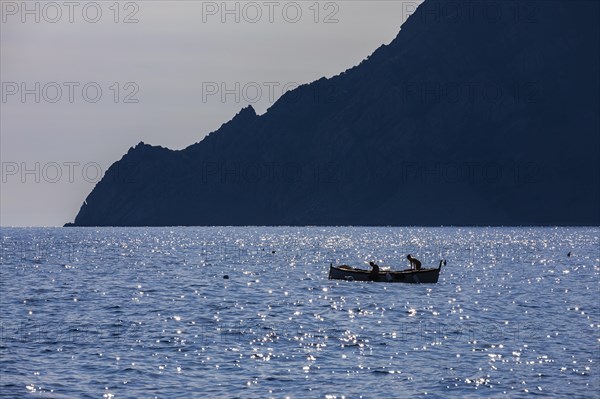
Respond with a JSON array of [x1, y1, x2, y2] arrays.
[[66, 0, 599, 227]]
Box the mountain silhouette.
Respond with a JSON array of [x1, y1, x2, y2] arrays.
[[67, 0, 599, 226]]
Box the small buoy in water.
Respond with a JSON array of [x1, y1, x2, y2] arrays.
[[223, 275, 229, 279]]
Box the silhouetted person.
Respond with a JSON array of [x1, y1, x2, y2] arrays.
[[369, 261, 380, 279], [567, 251, 571, 257], [407, 254, 422, 270]]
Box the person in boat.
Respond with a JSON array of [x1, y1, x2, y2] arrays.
[[406, 254, 422, 270], [369, 261, 380, 278]]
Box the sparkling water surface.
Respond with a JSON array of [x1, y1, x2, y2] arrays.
[[1, 227, 598, 398]]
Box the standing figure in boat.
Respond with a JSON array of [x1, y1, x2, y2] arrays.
[[406, 254, 422, 270]]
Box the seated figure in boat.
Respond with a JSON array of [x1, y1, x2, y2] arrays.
[[406, 254, 422, 270], [369, 261, 380, 278]]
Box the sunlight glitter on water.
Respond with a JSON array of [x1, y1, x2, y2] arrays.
[[0, 227, 598, 397]]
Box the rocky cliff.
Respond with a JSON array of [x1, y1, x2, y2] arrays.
[[67, 0, 600, 226]]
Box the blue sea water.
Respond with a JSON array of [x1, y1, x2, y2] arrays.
[[0, 227, 598, 398]]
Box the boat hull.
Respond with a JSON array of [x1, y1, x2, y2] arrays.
[[328, 264, 441, 284]]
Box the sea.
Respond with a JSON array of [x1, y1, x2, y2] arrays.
[[1, 227, 598, 398]]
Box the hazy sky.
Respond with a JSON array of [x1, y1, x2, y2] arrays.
[[1, 0, 422, 226]]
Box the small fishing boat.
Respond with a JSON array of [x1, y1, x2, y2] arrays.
[[328, 260, 445, 284]]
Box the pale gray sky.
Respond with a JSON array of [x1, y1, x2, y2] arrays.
[[1, 0, 422, 226]]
